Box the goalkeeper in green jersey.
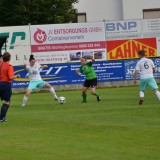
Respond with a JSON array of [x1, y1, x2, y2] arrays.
[[76, 57, 100, 103]]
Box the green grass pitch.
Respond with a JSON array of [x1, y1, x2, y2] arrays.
[[0, 86, 160, 160]]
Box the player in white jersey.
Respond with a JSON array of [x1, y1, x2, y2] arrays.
[[21, 55, 59, 107], [134, 50, 160, 105]]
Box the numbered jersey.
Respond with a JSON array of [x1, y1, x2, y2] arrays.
[[26, 63, 42, 81], [135, 58, 155, 79]]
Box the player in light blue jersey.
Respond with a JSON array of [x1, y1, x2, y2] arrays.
[[21, 55, 58, 107], [134, 50, 160, 105]]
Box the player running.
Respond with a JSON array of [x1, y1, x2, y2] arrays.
[[21, 55, 58, 107], [76, 57, 100, 103], [134, 50, 160, 105]]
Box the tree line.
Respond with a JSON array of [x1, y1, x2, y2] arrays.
[[0, 0, 78, 26]]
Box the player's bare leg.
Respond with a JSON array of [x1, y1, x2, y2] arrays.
[[22, 89, 31, 107], [44, 83, 58, 100]]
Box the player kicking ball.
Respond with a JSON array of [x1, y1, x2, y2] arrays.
[[21, 55, 59, 107], [134, 50, 160, 105], [76, 57, 100, 103]]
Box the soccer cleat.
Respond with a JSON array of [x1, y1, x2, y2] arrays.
[[139, 98, 144, 105], [54, 97, 59, 101], [81, 100, 87, 103], [0, 117, 6, 122], [97, 96, 100, 102]]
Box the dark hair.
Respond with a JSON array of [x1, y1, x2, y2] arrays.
[[2, 52, 11, 62], [138, 50, 146, 57], [0, 54, 2, 58], [29, 54, 35, 61]]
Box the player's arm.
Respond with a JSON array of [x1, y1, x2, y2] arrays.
[[151, 60, 156, 73], [76, 67, 82, 76], [87, 58, 95, 67], [10, 74, 20, 79], [24, 64, 28, 70], [90, 58, 95, 63], [76, 70, 82, 76], [40, 65, 48, 69], [134, 62, 140, 85], [8, 66, 20, 79], [133, 70, 138, 85], [153, 68, 156, 73]]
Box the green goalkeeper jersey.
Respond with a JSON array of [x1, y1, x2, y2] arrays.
[[79, 62, 97, 80]]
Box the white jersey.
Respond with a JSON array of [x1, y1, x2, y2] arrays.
[[135, 58, 155, 79], [26, 63, 42, 81]]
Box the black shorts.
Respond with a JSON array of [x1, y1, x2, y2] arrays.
[[0, 82, 12, 101], [83, 78, 97, 88]]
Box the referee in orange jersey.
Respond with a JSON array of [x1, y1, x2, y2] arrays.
[[0, 52, 20, 122]]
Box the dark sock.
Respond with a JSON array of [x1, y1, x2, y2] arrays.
[[0, 104, 9, 120], [82, 93, 87, 102]]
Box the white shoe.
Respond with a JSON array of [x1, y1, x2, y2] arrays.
[[21, 104, 25, 107], [54, 96, 59, 101]]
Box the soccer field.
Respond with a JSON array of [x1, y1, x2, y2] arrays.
[[0, 86, 160, 160]]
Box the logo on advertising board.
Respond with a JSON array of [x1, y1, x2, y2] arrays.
[[105, 20, 142, 40], [124, 58, 160, 80], [155, 58, 160, 73], [106, 21, 137, 32], [12, 65, 68, 88], [107, 38, 157, 60], [34, 28, 47, 44], [12, 61, 126, 88], [124, 60, 139, 80]]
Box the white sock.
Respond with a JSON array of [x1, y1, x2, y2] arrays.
[[22, 95, 28, 106], [155, 91, 160, 100], [49, 87, 58, 99], [139, 91, 144, 98]]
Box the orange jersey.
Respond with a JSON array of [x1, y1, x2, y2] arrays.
[[0, 62, 14, 83]]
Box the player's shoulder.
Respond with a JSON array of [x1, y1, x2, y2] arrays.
[[143, 57, 151, 61], [136, 59, 141, 65], [147, 58, 153, 62], [3, 62, 13, 67], [26, 64, 30, 68], [8, 63, 13, 66], [139, 57, 150, 62], [144, 58, 154, 64], [86, 61, 92, 66], [35, 62, 41, 67]]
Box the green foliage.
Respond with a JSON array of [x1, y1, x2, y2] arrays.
[[0, 0, 78, 26], [1, 86, 160, 160]]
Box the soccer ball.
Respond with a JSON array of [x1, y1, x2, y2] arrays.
[[58, 96, 66, 104]]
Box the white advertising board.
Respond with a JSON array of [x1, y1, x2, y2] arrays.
[[105, 19, 142, 40], [0, 26, 31, 66], [30, 22, 106, 64], [143, 18, 160, 38]]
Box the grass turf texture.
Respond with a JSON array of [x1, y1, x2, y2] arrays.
[[0, 86, 160, 160]]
